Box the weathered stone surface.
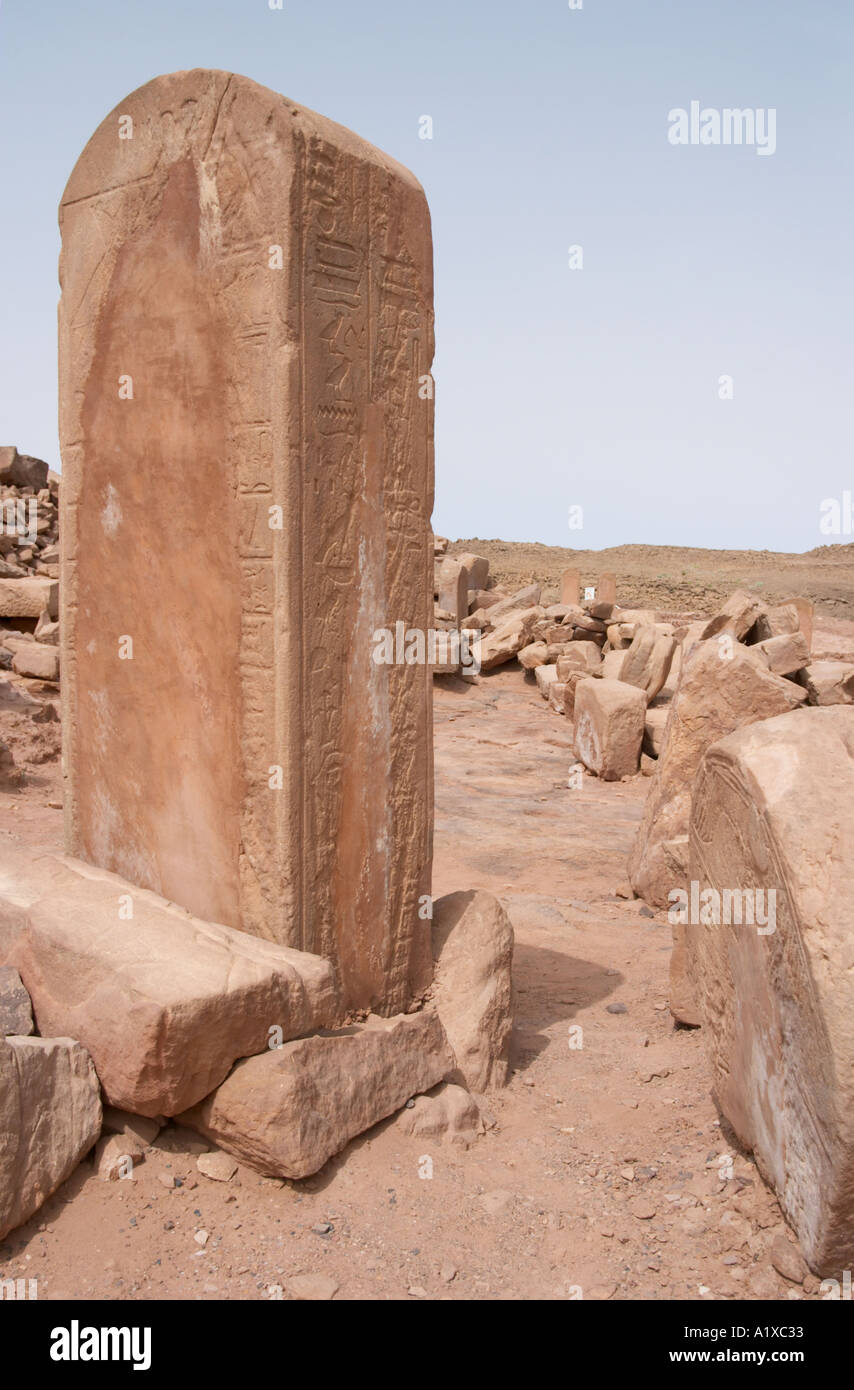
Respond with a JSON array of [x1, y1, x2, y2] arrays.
[[600, 649, 625, 680], [629, 641, 805, 908], [669, 920, 702, 1027], [754, 630, 810, 677], [179, 1011, 452, 1178], [620, 626, 676, 702], [478, 585, 541, 627], [0, 1035, 102, 1239], [102, 1107, 161, 1147], [548, 681, 567, 714], [0, 847, 338, 1116], [574, 678, 646, 781], [431, 890, 514, 1092], [11, 643, 59, 683], [0, 965, 33, 1035], [686, 708, 854, 1274], [475, 606, 541, 671], [700, 589, 766, 641], [96, 1132, 145, 1181], [797, 661, 854, 706], [395, 1081, 482, 1147], [59, 70, 435, 1014], [0, 578, 57, 619]]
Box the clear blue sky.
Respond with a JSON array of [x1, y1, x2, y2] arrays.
[[0, 0, 851, 551]]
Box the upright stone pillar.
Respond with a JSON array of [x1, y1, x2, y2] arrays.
[[58, 70, 435, 1014], [560, 568, 580, 606], [598, 572, 617, 605]]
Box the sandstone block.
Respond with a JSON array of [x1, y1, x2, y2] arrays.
[[0, 1035, 101, 1240], [437, 558, 469, 626], [548, 681, 568, 714], [395, 1081, 482, 1147], [12, 644, 59, 683], [628, 641, 805, 908], [686, 708, 854, 1274], [643, 705, 669, 759], [780, 596, 814, 653], [748, 603, 799, 644], [431, 890, 514, 1091], [59, 70, 435, 1013], [555, 641, 602, 677], [573, 678, 645, 781], [620, 626, 676, 702], [797, 662, 854, 706], [598, 573, 617, 604], [753, 631, 810, 677], [518, 642, 548, 670], [0, 578, 57, 619], [475, 606, 541, 671], [179, 1011, 452, 1178], [600, 649, 625, 680], [700, 589, 766, 641], [0, 848, 338, 1116], [534, 664, 558, 699], [454, 552, 490, 591]]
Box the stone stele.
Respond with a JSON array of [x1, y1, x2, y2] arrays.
[[58, 70, 436, 1014]]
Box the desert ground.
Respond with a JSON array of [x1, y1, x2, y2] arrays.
[[1, 540, 850, 1302]]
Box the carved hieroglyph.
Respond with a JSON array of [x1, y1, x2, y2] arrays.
[[59, 71, 435, 1013]]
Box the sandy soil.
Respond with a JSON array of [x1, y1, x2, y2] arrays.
[[0, 561, 851, 1302]]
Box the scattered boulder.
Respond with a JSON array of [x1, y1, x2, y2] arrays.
[[573, 678, 646, 781], [179, 1012, 453, 1179], [700, 589, 767, 641], [454, 552, 490, 591], [747, 603, 799, 644], [0, 449, 50, 492], [534, 664, 558, 699], [431, 890, 514, 1091], [95, 1131, 145, 1181], [796, 662, 854, 706], [0, 578, 57, 619], [518, 641, 548, 671], [475, 606, 542, 671], [620, 626, 676, 702], [685, 707, 854, 1275], [629, 641, 805, 908], [0, 848, 338, 1116], [0, 1035, 101, 1239], [11, 643, 59, 683], [753, 631, 810, 677], [555, 641, 603, 677]]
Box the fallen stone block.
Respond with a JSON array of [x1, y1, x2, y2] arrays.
[[179, 1012, 452, 1179], [454, 552, 490, 591], [555, 641, 603, 677], [0, 578, 57, 619], [395, 1082, 482, 1147], [475, 606, 542, 671], [600, 649, 625, 679], [747, 603, 799, 644], [643, 705, 670, 759], [0, 848, 338, 1116], [796, 662, 854, 706], [753, 631, 810, 677], [629, 641, 805, 908], [780, 596, 814, 653], [480, 585, 542, 626], [518, 642, 548, 670], [11, 643, 59, 683], [620, 626, 676, 702], [548, 681, 568, 715], [437, 558, 469, 626], [0, 1035, 101, 1239], [431, 890, 514, 1092], [0, 965, 33, 1035], [96, 1132, 145, 1181], [700, 589, 766, 642], [534, 664, 558, 699], [686, 707, 854, 1275], [574, 678, 646, 781]]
